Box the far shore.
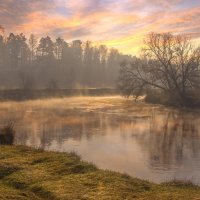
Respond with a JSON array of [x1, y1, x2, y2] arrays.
[[0, 88, 119, 101]]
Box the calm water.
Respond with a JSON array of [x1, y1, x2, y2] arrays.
[[1, 96, 200, 184]]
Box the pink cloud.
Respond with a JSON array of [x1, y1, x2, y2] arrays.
[[0, 0, 199, 55]]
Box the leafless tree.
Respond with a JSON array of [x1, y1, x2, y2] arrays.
[[119, 33, 200, 106]]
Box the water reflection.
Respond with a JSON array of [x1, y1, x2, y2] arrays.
[[136, 111, 200, 169], [1, 97, 200, 184]]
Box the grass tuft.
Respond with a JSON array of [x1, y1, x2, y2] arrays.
[[30, 185, 56, 199], [0, 164, 20, 179], [162, 180, 199, 188], [0, 123, 15, 145]]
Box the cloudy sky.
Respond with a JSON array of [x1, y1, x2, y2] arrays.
[[0, 0, 200, 55]]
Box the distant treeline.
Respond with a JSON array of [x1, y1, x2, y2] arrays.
[[0, 88, 119, 101], [0, 31, 134, 89]]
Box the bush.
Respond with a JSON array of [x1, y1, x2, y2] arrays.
[[0, 123, 15, 145], [144, 90, 199, 106], [145, 90, 168, 105]]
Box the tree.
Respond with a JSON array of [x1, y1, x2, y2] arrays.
[[55, 37, 65, 60], [0, 35, 6, 70], [28, 34, 38, 64], [37, 36, 54, 58], [0, 29, 131, 89], [0, 25, 6, 70], [83, 41, 93, 86], [119, 33, 200, 106], [18, 71, 34, 90], [107, 48, 120, 86], [99, 45, 107, 86], [92, 46, 101, 87], [6, 33, 29, 69], [18, 33, 29, 67], [70, 40, 83, 85]]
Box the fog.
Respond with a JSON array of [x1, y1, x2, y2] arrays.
[[0, 33, 134, 89]]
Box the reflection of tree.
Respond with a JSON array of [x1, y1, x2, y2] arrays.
[[14, 128, 29, 146], [133, 110, 200, 169], [7, 102, 200, 172], [14, 113, 109, 149]]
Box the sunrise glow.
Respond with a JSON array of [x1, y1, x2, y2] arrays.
[[1, 0, 200, 54]]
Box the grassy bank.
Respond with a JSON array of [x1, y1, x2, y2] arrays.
[[0, 146, 200, 200]]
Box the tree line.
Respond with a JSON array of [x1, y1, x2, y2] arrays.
[[0, 28, 133, 89]]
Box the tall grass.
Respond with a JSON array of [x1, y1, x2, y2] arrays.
[[0, 122, 15, 145]]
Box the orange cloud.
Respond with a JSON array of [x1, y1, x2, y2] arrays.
[[0, 0, 200, 55]]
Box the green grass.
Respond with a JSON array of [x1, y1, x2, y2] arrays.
[[0, 146, 200, 199]]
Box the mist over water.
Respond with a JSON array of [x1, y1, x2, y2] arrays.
[[1, 96, 200, 184]]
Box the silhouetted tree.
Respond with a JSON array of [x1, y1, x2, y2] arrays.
[[92, 46, 101, 87], [0, 35, 6, 70], [99, 45, 107, 86], [119, 33, 200, 106], [107, 48, 120, 86], [0, 25, 5, 70], [83, 41, 93, 86], [37, 36, 54, 58], [55, 37, 66, 60], [0, 27, 132, 89], [18, 71, 35, 90], [6, 33, 28, 69], [29, 34, 38, 64], [70, 40, 83, 85]]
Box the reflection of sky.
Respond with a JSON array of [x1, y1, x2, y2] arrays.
[[0, 0, 200, 54]]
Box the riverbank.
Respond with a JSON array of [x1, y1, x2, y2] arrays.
[[0, 89, 119, 101], [0, 146, 200, 200]]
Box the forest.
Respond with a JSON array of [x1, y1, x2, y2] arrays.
[[0, 28, 134, 89]]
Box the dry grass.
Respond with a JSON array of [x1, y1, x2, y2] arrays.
[[0, 145, 200, 200], [0, 123, 15, 145]]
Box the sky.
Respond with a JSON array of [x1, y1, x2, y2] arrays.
[[0, 0, 200, 55]]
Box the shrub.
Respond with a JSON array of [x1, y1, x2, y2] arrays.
[[0, 123, 15, 145]]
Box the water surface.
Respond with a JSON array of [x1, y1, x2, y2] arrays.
[[1, 96, 200, 184]]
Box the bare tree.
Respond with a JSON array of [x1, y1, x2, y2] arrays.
[[119, 33, 200, 106]]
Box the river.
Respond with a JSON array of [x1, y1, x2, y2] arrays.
[[1, 96, 200, 184]]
